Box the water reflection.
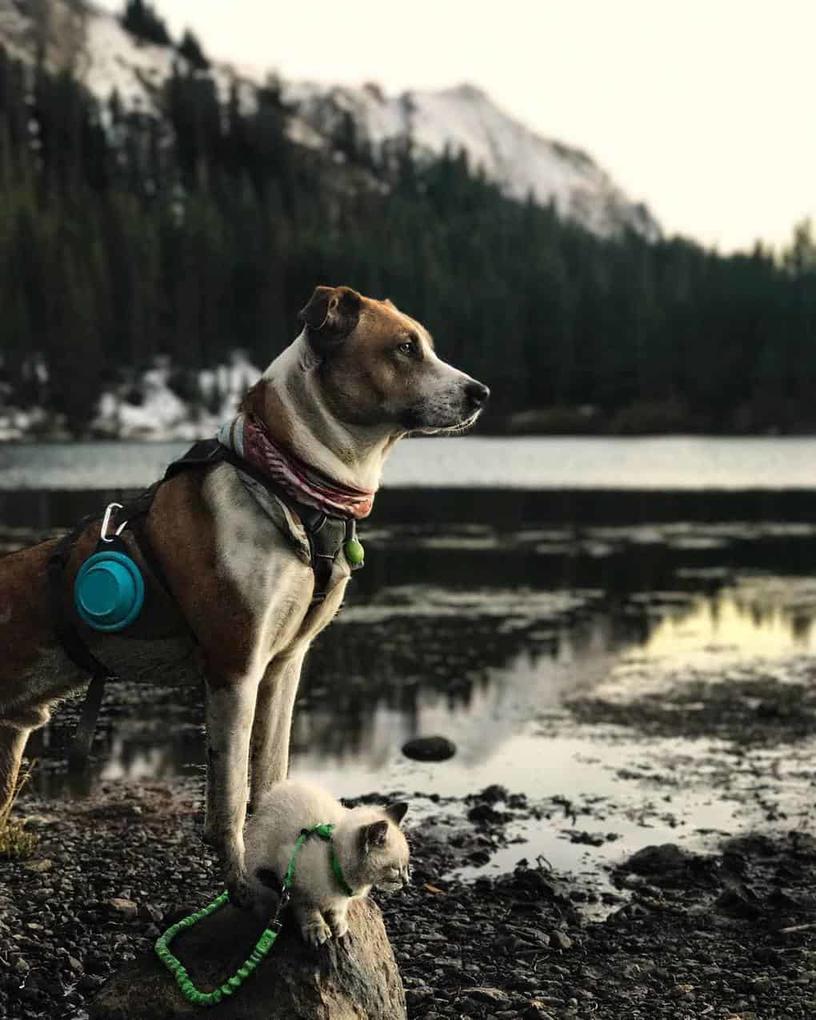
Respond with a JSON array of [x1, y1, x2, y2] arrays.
[[13, 490, 816, 799], [642, 589, 815, 661]]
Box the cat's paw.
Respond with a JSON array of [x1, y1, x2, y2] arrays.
[[303, 915, 333, 947], [329, 916, 349, 940]]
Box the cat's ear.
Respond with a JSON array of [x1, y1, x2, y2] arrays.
[[362, 820, 388, 850], [385, 801, 408, 826]]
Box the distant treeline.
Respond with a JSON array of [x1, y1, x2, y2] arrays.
[[1, 40, 816, 434]]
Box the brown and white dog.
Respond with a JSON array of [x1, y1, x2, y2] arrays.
[[0, 285, 489, 905]]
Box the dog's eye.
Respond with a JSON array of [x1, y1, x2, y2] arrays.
[[396, 339, 418, 357]]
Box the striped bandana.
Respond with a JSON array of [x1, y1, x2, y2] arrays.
[[217, 414, 375, 520]]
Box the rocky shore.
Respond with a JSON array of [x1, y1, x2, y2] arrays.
[[2, 778, 816, 1020]]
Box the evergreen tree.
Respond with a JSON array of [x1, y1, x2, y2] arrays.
[[178, 29, 209, 71], [122, 0, 172, 47]]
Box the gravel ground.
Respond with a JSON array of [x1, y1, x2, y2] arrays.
[[3, 780, 816, 1020]]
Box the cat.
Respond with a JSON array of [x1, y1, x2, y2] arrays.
[[244, 779, 410, 947]]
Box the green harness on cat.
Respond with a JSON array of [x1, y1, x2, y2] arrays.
[[154, 822, 352, 1007]]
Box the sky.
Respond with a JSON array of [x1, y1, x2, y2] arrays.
[[97, 0, 816, 253]]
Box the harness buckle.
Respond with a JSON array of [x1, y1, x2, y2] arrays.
[[100, 502, 128, 543]]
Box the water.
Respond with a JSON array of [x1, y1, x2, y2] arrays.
[[5, 437, 816, 888], [2, 435, 816, 490]]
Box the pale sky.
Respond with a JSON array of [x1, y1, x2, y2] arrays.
[[97, 0, 816, 253]]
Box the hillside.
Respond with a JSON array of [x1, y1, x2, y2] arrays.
[[0, 0, 659, 240]]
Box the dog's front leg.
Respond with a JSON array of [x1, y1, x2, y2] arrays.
[[203, 673, 261, 908], [249, 646, 307, 809], [0, 722, 31, 818]]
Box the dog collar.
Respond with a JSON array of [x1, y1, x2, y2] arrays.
[[218, 414, 375, 520]]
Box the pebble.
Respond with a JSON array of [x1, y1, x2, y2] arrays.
[[460, 986, 510, 1004], [550, 931, 573, 950], [24, 858, 54, 874], [401, 736, 456, 762], [107, 898, 139, 919]]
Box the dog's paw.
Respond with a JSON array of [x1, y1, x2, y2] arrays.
[[226, 871, 254, 911], [303, 915, 332, 947]]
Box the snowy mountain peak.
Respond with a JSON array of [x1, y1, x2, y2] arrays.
[[0, 0, 660, 240], [287, 78, 659, 239]]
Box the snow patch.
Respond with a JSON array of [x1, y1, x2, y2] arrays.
[[92, 351, 261, 440]]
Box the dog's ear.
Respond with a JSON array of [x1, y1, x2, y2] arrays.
[[384, 801, 408, 826], [299, 285, 362, 355]]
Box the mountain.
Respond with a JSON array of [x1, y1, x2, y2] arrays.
[[287, 81, 660, 240], [0, 0, 660, 240]]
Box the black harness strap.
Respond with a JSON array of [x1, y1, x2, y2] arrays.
[[48, 490, 165, 774], [51, 439, 357, 769], [47, 523, 118, 773]]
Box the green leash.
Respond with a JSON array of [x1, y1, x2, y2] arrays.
[[154, 822, 351, 1007]]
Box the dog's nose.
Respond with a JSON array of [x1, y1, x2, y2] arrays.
[[465, 380, 490, 408]]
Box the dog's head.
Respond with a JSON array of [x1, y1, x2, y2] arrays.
[[298, 285, 489, 433]]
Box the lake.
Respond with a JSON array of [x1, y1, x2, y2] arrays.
[[4, 436, 816, 888], [2, 435, 816, 491]]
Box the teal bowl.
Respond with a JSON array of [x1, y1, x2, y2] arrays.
[[74, 551, 145, 632]]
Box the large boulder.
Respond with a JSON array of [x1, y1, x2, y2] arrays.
[[90, 896, 406, 1020]]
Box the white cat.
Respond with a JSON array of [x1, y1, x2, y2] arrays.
[[244, 779, 410, 947]]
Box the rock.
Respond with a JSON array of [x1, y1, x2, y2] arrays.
[[714, 886, 761, 919], [467, 804, 506, 826], [138, 902, 163, 924], [106, 898, 138, 920], [521, 1003, 556, 1020], [90, 896, 406, 1020], [549, 931, 573, 950], [624, 843, 688, 875], [466, 848, 492, 866], [401, 736, 456, 762], [475, 785, 509, 804], [460, 986, 510, 1004], [25, 858, 54, 874]]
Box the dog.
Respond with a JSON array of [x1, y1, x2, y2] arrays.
[[0, 285, 489, 905]]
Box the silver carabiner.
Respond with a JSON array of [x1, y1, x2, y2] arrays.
[[99, 502, 128, 543]]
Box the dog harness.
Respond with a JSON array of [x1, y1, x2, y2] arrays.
[[48, 434, 367, 769]]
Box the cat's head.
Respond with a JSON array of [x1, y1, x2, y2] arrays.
[[350, 801, 411, 893]]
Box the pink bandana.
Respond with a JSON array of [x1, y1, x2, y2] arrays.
[[218, 414, 375, 520]]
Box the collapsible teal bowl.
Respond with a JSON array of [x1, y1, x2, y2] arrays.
[[74, 551, 145, 632]]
